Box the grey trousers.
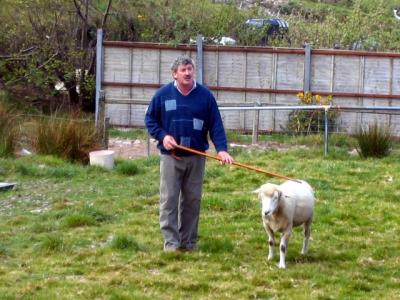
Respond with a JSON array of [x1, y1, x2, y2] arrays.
[[160, 154, 206, 250]]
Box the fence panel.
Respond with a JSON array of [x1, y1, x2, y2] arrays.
[[99, 38, 400, 136]]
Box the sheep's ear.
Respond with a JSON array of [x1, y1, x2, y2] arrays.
[[277, 188, 290, 199], [252, 188, 261, 194]]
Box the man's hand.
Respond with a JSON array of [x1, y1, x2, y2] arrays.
[[163, 135, 178, 150], [217, 151, 234, 165]]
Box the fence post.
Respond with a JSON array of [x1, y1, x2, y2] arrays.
[[304, 43, 312, 93], [196, 34, 204, 84], [324, 107, 329, 156], [103, 117, 110, 149], [95, 29, 104, 126], [98, 91, 107, 148], [252, 101, 261, 144]]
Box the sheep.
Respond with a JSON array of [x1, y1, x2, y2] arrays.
[[253, 180, 315, 269]]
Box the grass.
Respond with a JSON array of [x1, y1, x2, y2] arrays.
[[0, 137, 399, 299], [0, 98, 20, 158], [355, 122, 393, 158]]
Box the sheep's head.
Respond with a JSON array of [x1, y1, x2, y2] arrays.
[[253, 183, 281, 218]]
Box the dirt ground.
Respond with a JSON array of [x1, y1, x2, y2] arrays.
[[107, 137, 308, 159], [107, 138, 159, 159]]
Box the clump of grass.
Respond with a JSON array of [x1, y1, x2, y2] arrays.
[[199, 237, 234, 253], [115, 159, 139, 176], [63, 213, 95, 228], [15, 161, 42, 176], [38, 234, 67, 253], [0, 100, 19, 157], [0, 245, 9, 257], [63, 205, 112, 228], [109, 234, 141, 251], [80, 205, 113, 223], [355, 122, 392, 158], [32, 112, 102, 163]]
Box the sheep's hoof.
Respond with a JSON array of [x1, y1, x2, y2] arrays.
[[267, 255, 273, 261], [278, 263, 286, 269]]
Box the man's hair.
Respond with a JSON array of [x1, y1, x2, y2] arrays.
[[171, 55, 195, 72]]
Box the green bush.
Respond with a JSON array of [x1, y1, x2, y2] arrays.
[[32, 112, 101, 163], [355, 122, 392, 158]]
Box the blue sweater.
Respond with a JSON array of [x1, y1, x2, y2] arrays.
[[145, 82, 228, 156]]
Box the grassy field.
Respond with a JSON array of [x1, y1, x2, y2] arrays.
[[0, 135, 399, 299]]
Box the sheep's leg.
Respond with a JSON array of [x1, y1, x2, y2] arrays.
[[279, 229, 292, 269], [263, 222, 275, 260], [301, 218, 312, 255]]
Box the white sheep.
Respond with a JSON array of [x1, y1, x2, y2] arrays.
[[253, 180, 315, 269]]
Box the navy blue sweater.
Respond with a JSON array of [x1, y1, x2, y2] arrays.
[[145, 82, 228, 155]]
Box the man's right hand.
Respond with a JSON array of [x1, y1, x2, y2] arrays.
[[162, 135, 178, 150]]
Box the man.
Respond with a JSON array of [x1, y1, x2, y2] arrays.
[[145, 55, 234, 252]]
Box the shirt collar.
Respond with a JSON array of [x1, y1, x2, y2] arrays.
[[174, 80, 196, 96]]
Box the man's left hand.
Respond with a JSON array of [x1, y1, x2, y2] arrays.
[[217, 151, 234, 165]]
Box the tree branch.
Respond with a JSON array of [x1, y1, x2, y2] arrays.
[[100, 0, 112, 29], [73, 0, 88, 25], [5, 52, 59, 86]]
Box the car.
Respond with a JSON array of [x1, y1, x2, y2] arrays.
[[394, 8, 400, 20], [242, 18, 289, 46]]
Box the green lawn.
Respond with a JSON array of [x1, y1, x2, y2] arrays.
[[0, 140, 399, 299]]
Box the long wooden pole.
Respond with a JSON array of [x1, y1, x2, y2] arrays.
[[174, 145, 300, 183]]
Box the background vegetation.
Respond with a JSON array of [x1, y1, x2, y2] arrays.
[[1, 0, 400, 112], [1, 133, 399, 299]]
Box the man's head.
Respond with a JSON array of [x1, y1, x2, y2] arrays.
[[171, 55, 195, 73], [171, 56, 195, 91]]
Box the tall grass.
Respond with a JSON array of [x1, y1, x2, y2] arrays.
[[0, 99, 19, 157], [355, 122, 392, 158], [32, 112, 101, 163]]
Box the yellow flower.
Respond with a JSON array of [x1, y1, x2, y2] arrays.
[[315, 95, 321, 104]]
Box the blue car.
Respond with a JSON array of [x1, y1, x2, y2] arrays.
[[243, 18, 289, 46]]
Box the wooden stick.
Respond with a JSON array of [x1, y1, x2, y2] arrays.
[[174, 145, 300, 183]]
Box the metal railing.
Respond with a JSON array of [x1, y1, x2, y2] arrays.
[[219, 104, 400, 156], [99, 97, 400, 157]]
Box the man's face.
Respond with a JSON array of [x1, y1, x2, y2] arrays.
[[173, 63, 194, 88]]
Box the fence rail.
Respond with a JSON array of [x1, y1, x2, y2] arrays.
[[97, 96, 400, 156]]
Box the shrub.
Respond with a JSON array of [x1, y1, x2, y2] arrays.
[[355, 122, 392, 158], [32, 112, 102, 163], [287, 92, 337, 135]]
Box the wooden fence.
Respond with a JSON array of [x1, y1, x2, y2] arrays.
[[95, 30, 400, 136]]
